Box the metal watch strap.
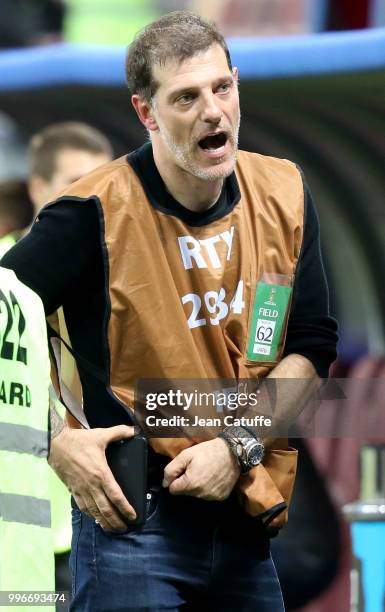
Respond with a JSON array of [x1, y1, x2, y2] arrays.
[[219, 428, 243, 469], [219, 426, 264, 473]]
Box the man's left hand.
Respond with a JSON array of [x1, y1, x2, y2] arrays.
[[162, 438, 241, 501]]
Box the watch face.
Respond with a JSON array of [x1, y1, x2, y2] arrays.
[[247, 444, 264, 467]]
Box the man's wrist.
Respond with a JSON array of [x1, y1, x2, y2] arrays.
[[215, 436, 242, 475]]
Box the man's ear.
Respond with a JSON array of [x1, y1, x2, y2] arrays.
[[232, 66, 239, 85], [131, 95, 158, 132]]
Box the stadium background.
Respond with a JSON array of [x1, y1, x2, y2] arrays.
[[0, 1, 384, 611]]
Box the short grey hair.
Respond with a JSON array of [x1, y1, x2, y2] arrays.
[[125, 11, 232, 102]]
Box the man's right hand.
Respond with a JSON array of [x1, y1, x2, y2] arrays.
[[48, 424, 137, 531]]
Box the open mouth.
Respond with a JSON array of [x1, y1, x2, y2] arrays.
[[198, 132, 228, 151]]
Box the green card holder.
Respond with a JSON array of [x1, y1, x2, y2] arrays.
[[244, 272, 294, 366]]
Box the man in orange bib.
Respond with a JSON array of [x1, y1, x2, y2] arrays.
[[2, 11, 338, 611]]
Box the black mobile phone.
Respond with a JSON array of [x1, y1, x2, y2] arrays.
[[106, 436, 148, 526]]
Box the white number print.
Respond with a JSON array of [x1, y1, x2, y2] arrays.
[[229, 280, 245, 314], [204, 288, 228, 326], [182, 281, 244, 329], [182, 293, 206, 328]]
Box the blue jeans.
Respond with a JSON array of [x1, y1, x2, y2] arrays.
[[70, 488, 284, 611]]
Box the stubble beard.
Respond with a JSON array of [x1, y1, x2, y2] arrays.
[[154, 112, 241, 182]]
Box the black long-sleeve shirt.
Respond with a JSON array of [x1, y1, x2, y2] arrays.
[[2, 144, 338, 426]]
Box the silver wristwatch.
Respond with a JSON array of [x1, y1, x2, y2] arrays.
[[219, 426, 264, 473]]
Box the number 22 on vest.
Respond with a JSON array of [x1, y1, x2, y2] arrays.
[[0, 289, 28, 364]]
